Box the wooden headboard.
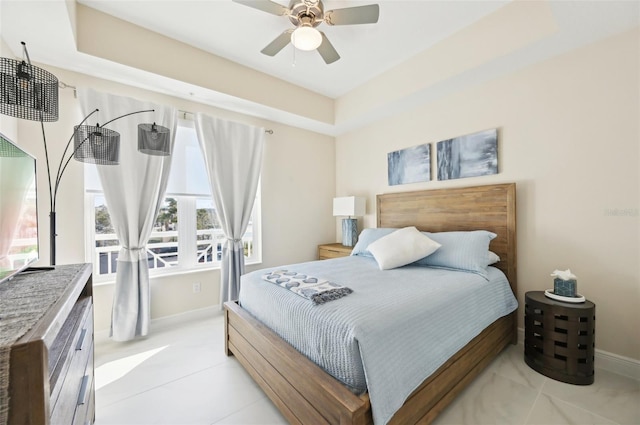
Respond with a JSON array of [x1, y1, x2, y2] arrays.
[[377, 183, 517, 295]]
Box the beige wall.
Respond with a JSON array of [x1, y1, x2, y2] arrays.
[[1, 64, 335, 332], [335, 29, 639, 360]]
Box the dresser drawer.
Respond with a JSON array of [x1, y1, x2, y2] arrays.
[[50, 299, 94, 425], [318, 243, 352, 260], [72, 360, 95, 425]]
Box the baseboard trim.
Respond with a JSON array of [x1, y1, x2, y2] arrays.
[[95, 305, 222, 345], [517, 327, 640, 380]]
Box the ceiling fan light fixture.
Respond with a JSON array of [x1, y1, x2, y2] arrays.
[[291, 26, 322, 51]]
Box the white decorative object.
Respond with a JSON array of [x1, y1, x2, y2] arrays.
[[551, 268, 578, 297], [333, 196, 366, 246], [551, 269, 577, 281], [544, 289, 586, 303], [368, 226, 441, 270], [333, 196, 366, 217]]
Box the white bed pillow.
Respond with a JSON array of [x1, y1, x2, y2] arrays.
[[368, 226, 441, 270], [351, 228, 397, 257], [488, 251, 500, 265], [414, 230, 497, 279]]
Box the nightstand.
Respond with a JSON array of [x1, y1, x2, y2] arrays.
[[318, 243, 352, 260], [524, 291, 595, 385]]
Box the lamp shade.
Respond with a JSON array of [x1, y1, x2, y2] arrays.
[[138, 123, 171, 156], [0, 57, 58, 122], [333, 196, 365, 217], [73, 124, 120, 165], [291, 26, 323, 51]]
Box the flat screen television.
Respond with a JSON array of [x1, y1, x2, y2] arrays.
[[0, 132, 39, 284]]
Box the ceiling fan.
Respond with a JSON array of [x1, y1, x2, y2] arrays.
[[233, 0, 380, 64]]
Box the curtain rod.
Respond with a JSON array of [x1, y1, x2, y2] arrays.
[[58, 83, 273, 135], [59, 81, 77, 98], [178, 110, 273, 134]]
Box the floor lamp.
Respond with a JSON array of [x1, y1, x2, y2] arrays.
[[333, 196, 366, 247], [0, 42, 172, 265]]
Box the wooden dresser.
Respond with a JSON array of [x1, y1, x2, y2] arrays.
[[2, 264, 94, 425]]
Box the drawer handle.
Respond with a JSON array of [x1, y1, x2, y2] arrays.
[[77, 375, 90, 406], [76, 328, 87, 351]]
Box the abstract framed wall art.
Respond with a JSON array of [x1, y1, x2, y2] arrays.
[[437, 128, 498, 181], [387, 142, 431, 186]]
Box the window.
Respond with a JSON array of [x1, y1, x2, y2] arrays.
[[85, 119, 261, 282]]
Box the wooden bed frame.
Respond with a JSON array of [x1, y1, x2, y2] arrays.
[[224, 183, 517, 424]]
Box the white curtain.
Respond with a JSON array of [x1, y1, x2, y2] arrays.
[[79, 88, 176, 341], [194, 113, 264, 304]]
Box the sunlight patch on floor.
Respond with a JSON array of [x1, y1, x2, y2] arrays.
[[95, 346, 168, 390]]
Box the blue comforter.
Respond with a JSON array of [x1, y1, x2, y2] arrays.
[[239, 255, 517, 424]]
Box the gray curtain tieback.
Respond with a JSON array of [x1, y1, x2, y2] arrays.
[[226, 238, 243, 243], [123, 246, 145, 251]]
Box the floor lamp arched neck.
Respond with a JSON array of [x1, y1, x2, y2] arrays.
[[48, 108, 161, 265], [1, 42, 172, 265]]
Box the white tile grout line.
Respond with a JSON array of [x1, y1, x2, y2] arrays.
[[96, 364, 219, 409], [96, 353, 241, 410], [209, 396, 278, 425], [522, 376, 546, 425], [515, 355, 627, 425], [554, 399, 625, 425]]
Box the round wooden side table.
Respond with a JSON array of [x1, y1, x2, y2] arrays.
[[524, 291, 595, 385]]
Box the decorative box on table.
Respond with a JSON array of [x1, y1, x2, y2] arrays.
[[554, 277, 577, 297]]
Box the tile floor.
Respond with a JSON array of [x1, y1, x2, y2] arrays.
[[95, 312, 640, 425]]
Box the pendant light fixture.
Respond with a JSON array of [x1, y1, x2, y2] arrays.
[[138, 122, 171, 156], [0, 42, 58, 121]]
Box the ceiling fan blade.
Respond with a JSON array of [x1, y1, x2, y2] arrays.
[[324, 4, 379, 25], [261, 30, 293, 56], [232, 0, 289, 16], [317, 32, 340, 64]]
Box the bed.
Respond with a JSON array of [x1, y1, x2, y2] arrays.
[[224, 183, 517, 424]]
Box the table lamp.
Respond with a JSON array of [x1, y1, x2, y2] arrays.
[[333, 196, 366, 246]]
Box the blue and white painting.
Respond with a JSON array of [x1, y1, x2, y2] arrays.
[[437, 129, 498, 181], [387, 143, 431, 186]]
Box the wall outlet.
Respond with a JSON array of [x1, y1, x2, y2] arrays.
[[193, 282, 201, 293]]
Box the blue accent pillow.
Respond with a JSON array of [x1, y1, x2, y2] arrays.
[[351, 228, 496, 279], [350, 228, 397, 257], [415, 230, 497, 279]]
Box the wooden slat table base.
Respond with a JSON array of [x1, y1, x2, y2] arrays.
[[524, 291, 595, 385]]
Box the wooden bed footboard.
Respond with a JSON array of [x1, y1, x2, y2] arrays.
[[225, 300, 515, 425], [224, 300, 373, 425]]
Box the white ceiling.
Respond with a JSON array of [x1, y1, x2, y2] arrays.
[[0, 1, 638, 135], [75, 0, 511, 99]]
